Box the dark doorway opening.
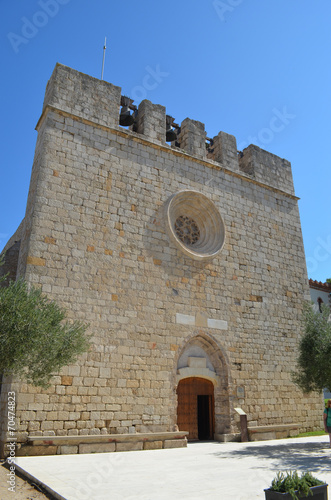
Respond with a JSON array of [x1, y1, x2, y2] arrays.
[[177, 377, 215, 441], [198, 395, 212, 440]]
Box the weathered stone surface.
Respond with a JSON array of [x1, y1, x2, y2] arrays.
[[164, 439, 187, 449], [215, 433, 240, 443], [275, 431, 289, 439], [16, 445, 57, 456], [79, 443, 115, 454], [58, 445, 78, 454], [0, 63, 323, 458], [116, 442, 143, 452], [143, 441, 163, 450], [249, 432, 276, 442]]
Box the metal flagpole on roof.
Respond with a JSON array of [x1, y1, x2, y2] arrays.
[[101, 37, 106, 80]]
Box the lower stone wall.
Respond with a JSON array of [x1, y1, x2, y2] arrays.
[[248, 424, 300, 441], [13, 425, 305, 457], [15, 432, 188, 456]]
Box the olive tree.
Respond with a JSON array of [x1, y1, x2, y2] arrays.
[[0, 267, 89, 388], [292, 302, 331, 393]]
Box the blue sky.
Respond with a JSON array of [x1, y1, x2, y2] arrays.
[[1, 0, 330, 281]]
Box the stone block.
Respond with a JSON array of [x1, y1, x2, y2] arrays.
[[143, 440, 163, 450], [207, 318, 228, 330], [16, 445, 57, 456], [116, 442, 143, 452], [275, 431, 289, 439], [176, 313, 195, 326], [61, 376, 73, 386], [59, 445, 78, 454], [79, 442, 115, 454], [26, 256, 46, 266], [163, 439, 187, 449], [249, 432, 276, 441], [215, 433, 240, 443]]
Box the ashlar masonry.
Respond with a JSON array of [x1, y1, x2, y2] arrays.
[[0, 64, 322, 456]]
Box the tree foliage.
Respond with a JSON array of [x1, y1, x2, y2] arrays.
[[0, 275, 90, 387], [292, 302, 331, 393]]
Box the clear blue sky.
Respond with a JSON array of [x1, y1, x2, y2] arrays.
[[1, 0, 330, 281]]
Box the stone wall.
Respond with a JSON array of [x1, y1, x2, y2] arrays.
[[0, 64, 322, 456]]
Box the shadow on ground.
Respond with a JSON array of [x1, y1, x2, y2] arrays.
[[209, 440, 331, 473]]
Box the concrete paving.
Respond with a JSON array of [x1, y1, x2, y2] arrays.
[[13, 435, 331, 500]]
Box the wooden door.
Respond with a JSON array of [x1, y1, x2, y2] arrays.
[[177, 377, 214, 440]]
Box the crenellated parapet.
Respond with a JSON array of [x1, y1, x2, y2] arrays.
[[41, 63, 296, 198]]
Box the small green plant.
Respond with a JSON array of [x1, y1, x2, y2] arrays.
[[270, 471, 324, 500]]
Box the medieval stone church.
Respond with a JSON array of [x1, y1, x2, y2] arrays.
[[0, 64, 322, 456]]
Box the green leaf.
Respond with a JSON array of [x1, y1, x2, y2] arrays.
[[0, 276, 90, 388]]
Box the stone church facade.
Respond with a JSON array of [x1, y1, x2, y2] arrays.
[[0, 64, 322, 456]]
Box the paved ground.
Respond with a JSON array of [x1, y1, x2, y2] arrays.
[[7, 435, 331, 500]]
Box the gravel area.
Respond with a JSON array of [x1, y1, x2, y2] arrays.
[[0, 461, 50, 500]]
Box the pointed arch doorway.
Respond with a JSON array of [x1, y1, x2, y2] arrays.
[[174, 333, 231, 441], [177, 377, 215, 441]]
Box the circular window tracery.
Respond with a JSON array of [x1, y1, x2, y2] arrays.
[[164, 190, 225, 261], [174, 216, 200, 246]]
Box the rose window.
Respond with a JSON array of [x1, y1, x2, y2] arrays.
[[164, 190, 225, 261], [174, 216, 200, 246]]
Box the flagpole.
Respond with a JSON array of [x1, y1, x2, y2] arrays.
[[101, 37, 106, 80]]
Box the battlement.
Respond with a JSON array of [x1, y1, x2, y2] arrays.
[[41, 63, 295, 195]]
